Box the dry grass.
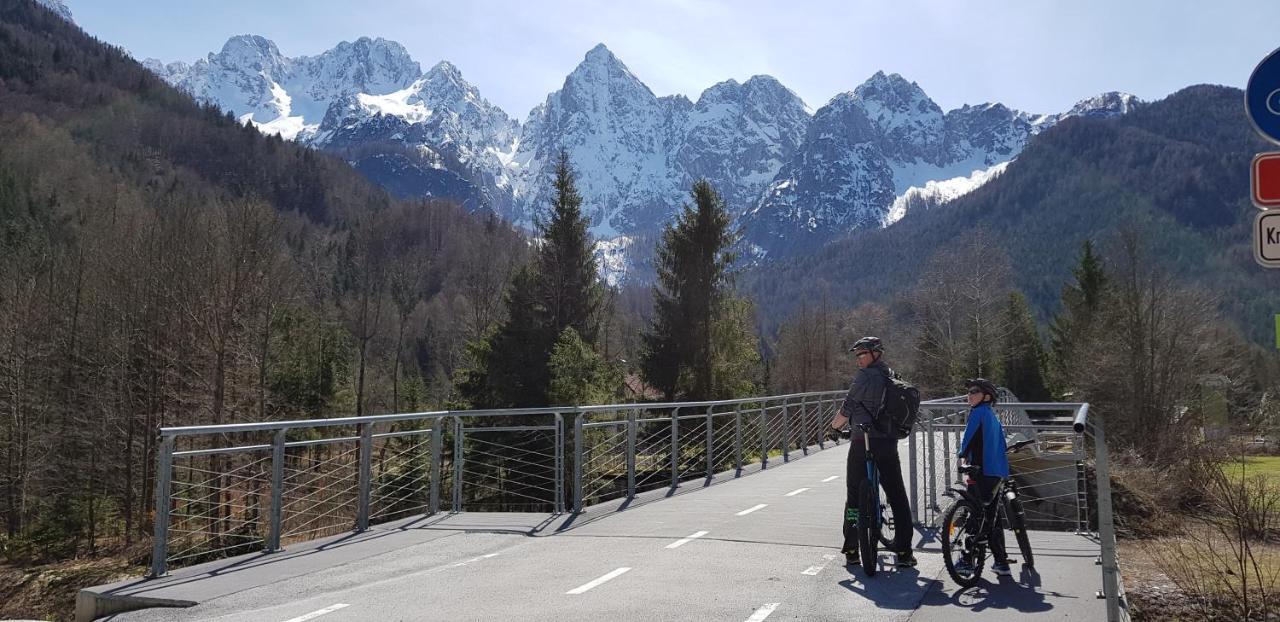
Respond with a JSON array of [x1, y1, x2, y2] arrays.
[[0, 555, 143, 622]]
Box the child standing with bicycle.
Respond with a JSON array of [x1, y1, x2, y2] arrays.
[[957, 378, 1013, 577]]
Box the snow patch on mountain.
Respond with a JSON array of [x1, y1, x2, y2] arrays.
[[883, 161, 1009, 226], [35, 0, 72, 22]]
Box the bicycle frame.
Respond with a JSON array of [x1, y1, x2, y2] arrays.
[[863, 429, 882, 533]]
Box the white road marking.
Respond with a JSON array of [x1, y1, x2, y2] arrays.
[[784, 488, 810, 496], [736, 504, 768, 516], [822, 476, 839, 482], [746, 603, 781, 621], [440, 552, 499, 571], [666, 530, 709, 549], [801, 554, 840, 576], [566, 567, 631, 594], [282, 603, 350, 622]]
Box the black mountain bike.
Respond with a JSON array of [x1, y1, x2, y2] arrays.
[[852, 423, 897, 576], [940, 439, 1036, 587]]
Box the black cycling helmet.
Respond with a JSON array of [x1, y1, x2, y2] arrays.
[[849, 336, 884, 353], [964, 378, 999, 404]]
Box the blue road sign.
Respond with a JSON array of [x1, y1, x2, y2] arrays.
[[1247, 47, 1280, 146]]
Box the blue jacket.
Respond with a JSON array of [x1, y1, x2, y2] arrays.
[[958, 403, 1009, 478]]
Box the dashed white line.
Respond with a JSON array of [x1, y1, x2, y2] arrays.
[[666, 530, 709, 549], [746, 603, 781, 621], [801, 554, 839, 575], [821, 476, 839, 483], [736, 504, 768, 516], [567, 567, 631, 594], [282, 603, 350, 622], [784, 488, 810, 497]]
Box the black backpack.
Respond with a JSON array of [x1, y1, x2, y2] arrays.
[[881, 370, 920, 439]]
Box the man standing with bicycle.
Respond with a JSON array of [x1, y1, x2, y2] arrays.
[[958, 378, 1013, 576], [828, 337, 916, 570]]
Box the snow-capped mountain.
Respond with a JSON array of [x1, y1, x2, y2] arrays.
[[744, 72, 1141, 255], [147, 36, 1141, 269], [35, 0, 72, 22]]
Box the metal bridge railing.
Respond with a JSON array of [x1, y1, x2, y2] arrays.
[[147, 390, 1120, 621]]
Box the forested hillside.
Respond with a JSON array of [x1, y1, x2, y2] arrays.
[[746, 84, 1280, 347], [0, 0, 528, 575]]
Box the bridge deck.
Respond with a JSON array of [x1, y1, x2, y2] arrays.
[[84, 441, 1110, 621]]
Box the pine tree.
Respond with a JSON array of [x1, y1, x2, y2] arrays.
[[1049, 240, 1108, 393], [1000, 292, 1051, 402], [642, 180, 744, 401], [535, 151, 602, 345], [548, 327, 621, 406], [459, 151, 603, 408]]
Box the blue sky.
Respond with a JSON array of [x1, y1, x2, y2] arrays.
[[70, 0, 1280, 121]]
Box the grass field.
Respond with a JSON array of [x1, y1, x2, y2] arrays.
[[1222, 456, 1280, 484]]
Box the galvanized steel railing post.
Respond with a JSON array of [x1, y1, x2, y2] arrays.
[[705, 406, 714, 480], [926, 414, 937, 523], [908, 424, 918, 524], [1074, 431, 1086, 534], [357, 421, 372, 532], [149, 434, 175, 578], [574, 411, 584, 512], [800, 397, 810, 455], [626, 410, 637, 498], [556, 412, 566, 515], [733, 404, 742, 475], [782, 397, 791, 463], [267, 429, 286, 552], [429, 422, 442, 515], [760, 403, 769, 469], [1092, 412, 1123, 622], [452, 416, 463, 513], [670, 407, 680, 488], [942, 416, 952, 496]]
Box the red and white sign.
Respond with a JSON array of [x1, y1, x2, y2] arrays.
[[1252, 152, 1280, 209]]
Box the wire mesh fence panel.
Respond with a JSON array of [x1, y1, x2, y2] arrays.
[[280, 440, 360, 545], [738, 404, 766, 466], [634, 415, 673, 494], [579, 421, 630, 506], [368, 429, 435, 525], [675, 415, 709, 483], [165, 450, 272, 568], [459, 426, 559, 512]]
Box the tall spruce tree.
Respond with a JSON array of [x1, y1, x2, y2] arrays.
[[535, 151, 602, 344], [1000, 291, 1051, 401], [460, 151, 602, 408], [1049, 240, 1108, 393], [642, 180, 742, 401]]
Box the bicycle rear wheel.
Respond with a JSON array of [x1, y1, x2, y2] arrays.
[[941, 499, 984, 587], [857, 479, 878, 575]]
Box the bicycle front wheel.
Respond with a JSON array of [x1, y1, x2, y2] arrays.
[[1008, 498, 1035, 568], [941, 499, 984, 588], [857, 479, 878, 575]]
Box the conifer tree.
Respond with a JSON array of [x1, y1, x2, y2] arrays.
[[1000, 291, 1051, 402], [460, 151, 603, 407], [642, 180, 747, 401], [1049, 240, 1108, 393]]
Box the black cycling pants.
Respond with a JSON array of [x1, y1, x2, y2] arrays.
[[967, 474, 1008, 564], [842, 436, 913, 553]]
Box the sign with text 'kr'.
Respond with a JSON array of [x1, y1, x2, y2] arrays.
[[1258, 210, 1280, 268]]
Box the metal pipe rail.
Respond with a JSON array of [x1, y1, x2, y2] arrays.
[[147, 389, 1120, 622]]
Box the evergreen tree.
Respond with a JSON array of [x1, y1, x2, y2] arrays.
[[1049, 240, 1108, 393], [548, 327, 621, 406], [535, 151, 602, 345], [1000, 291, 1051, 402], [460, 151, 603, 408], [642, 180, 743, 401]]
